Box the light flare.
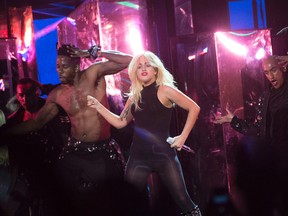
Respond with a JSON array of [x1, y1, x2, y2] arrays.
[[215, 32, 248, 57], [127, 23, 144, 55]]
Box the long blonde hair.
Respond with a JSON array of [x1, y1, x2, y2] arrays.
[[127, 51, 176, 110]]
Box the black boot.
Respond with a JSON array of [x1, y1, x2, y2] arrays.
[[181, 205, 202, 216]]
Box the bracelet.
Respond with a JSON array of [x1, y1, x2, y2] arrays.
[[88, 45, 101, 59]]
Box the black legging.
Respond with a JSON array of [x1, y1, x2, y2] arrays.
[[125, 154, 196, 212]]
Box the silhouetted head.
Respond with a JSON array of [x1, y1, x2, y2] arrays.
[[16, 78, 41, 111]]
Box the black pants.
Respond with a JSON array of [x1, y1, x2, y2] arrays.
[[53, 139, 125, 216]]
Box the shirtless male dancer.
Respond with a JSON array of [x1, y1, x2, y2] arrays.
[[0, 44, 132, 216]]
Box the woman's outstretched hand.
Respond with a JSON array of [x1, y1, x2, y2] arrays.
[[87, 95, 100, 108]]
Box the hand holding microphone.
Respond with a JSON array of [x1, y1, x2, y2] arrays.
[[166, 137, 195, 153]]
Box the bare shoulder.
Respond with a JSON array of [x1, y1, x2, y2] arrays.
[[158, 84, 177, 95], [46, 85, 64, 103], [158, 84, 177, 107], [158, 84, 191, 105]]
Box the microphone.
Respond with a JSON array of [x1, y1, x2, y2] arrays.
[[166, 137, 195, 153]]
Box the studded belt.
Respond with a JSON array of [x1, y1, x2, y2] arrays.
[[58, 137, 125, 167]]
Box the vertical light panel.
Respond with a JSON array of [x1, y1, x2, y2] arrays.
[[214, 29, 271, 195]]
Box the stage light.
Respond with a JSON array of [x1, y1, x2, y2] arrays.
[[215, 32, 248, 57], [188, 55, 196, 60], [67, 17, 76, 26], [188, 47, 208, 60], [0, 79, 5, 91], [18, 47, 29, 62], [116, 2, 139, 10], [34, 18, 64, 40], [202, 47, 208, 53], [255, 48, 266, 60]]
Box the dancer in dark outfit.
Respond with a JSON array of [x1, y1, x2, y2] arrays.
[[87, 51, 201, 216], [213, 55, 288, 215], [1, 78, 70, 216], [213, 55, 288, 143]]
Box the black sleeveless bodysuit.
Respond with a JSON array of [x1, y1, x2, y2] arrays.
[[130, 82, 176, 159], [126, 82, 196, 213]]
